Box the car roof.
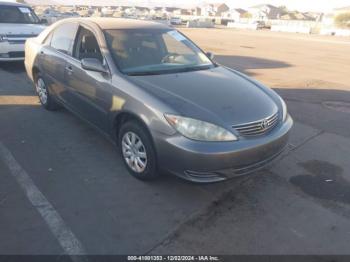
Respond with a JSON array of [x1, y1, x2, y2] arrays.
[[62, 17, 171, 30], [0, 1, 30, 7]]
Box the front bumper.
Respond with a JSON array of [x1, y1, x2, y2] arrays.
[[0, 42, 25, 61], [155, 115, 293, 183], [0, 56, 24, 61]]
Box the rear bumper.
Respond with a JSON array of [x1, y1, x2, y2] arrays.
[[154, 115, 293, 183]]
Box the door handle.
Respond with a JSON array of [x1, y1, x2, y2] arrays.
[[66, 65, 73, 73]]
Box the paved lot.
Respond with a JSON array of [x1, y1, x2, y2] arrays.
[[1, 28, 350, 255]]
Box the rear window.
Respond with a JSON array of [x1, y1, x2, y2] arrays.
[[0, 5, 40, 24]]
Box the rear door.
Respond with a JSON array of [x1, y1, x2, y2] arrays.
[[40, 22, 78, 104], [63, 25, 111, 132]]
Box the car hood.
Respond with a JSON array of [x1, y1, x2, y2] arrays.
[[128, 66, 278, 126], [0, 23, 46, 35]]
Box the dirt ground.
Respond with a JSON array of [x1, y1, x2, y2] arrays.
[[180, 28, 350, 90]]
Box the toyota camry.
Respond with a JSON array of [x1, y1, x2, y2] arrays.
[[25, 18, 293, 182]]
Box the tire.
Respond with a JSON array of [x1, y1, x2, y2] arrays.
[[34, 73, 60, 111], [119, 120, 159, 181]]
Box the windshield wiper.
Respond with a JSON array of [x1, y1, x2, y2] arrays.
[[178, 65, 212, 73], [126, 71, 165, 76], [126, 65, 213, 76]]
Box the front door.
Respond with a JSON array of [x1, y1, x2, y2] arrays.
[[64, 25, 111, 132]]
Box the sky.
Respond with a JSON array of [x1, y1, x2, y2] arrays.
[[221, 0, 350, 12], [145, 0, 350, 12], [4, 0, 350, 12]]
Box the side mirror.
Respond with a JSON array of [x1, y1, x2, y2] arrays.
[[81, 58, 108, 73], [207, 52, 214, 60], [40, 18, 48, 24]]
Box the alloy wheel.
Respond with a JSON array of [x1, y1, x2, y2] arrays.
[[36, 78, 48, 105], [122, 131, 148, 173]]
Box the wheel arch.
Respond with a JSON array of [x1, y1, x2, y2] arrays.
[[113, 111, 159, 168], [113, 111, 154, 146], [32, 66, 40, 81]]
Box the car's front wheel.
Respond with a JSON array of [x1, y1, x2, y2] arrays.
[[35, 74, 60, 111], [119, 121, 158, 181]]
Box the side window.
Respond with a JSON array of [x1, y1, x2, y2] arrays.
[[73, 27, 103, 62], [51, 23, 78, 55]]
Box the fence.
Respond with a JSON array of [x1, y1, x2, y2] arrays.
[[227, 22, 259, 30]]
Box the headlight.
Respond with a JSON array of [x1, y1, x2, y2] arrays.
[[164, 114, 237, 142], [279, 96, 287, 121], [0, 35, 8, 42]]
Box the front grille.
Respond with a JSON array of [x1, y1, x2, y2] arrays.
[[6, 34, 37, 45], [233, 112, 279, 137], [8, 39, 26, 44], [8, 51, 25, 58], [6, 34, 37, 38]]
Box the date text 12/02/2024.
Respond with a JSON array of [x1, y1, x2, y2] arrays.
[[127, 256, 220, 261]]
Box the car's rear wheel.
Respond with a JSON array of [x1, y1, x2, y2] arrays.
[[35, 74, 60, 111], [119, 120, 158, 180]]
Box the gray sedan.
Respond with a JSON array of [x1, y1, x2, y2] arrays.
[[25, 18, 293, 183]]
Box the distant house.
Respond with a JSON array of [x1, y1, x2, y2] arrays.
[[195, 7, 202, 16], [134, 7, 150, 17], [123, 7, 136, 16], [119, 6, 132, 12], [172, 8, 188, 16], [247, 4, 283, 21], [150, 7, 167, 18], [280, 13, 294, 20], [165, 7, 181, 14], [221, 8, 247, 21], [280, 11, 316, 21], [303, 12, 322, 21], [201, 3, 230, 17]]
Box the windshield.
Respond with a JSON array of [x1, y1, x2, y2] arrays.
[[104, 29, 214, 75], [0, 5, 40, 24]]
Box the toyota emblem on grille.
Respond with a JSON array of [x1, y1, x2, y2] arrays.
[[260, 119, 269, 130]]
